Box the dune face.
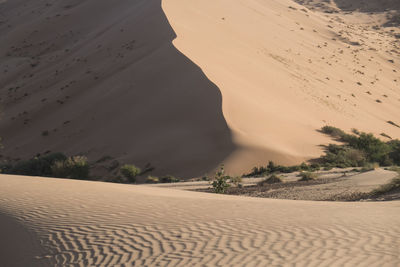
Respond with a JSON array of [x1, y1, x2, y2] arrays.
[[0, 0, 234, 177], [1, 0, 400, 177], [163, 0, 400, 173]]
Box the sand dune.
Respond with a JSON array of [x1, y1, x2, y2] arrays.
[[0, 174, 399, 266], [1, 0, 400, 177], [163, 0, 400, 173], [0, 0, 234, 178]]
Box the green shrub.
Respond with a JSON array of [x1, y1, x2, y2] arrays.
[[321, 126, 348, 139], [388, 140, 400, 165], [51, 156, 89, 179], [298, 171, 317, 181], [159, 175, 180, 183], [211, 165, 231, 194], [120, 164, 141, 183], [360, 163, 379, 173], [258, 174, 282, 186], [8, 153, 67, 177], [146, 176, 160, 183]]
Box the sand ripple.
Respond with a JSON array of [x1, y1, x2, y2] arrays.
[[0, 175, 399, 266]]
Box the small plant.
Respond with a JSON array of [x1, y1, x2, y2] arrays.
[[51, 156, 89, 179], [298, 171, 317, 181], [211, 165, 231, 194], [120, 164, 141, 183], [229, 176, 243, 187], [258, 174, 283, 186], [159, 175, 180, 183], [360, 163, 379, 173], [370, 177, 400, 196], [146, 176, 159, 183]]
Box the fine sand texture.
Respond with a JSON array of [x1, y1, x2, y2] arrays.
[[0, 174, 399, 266], [1, 0, 400, 177]]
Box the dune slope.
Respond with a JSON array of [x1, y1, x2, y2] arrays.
[[0, 174, 399, 266], [0, 0, 234, 177], [163, 0, 400, 172], [1, 0, 400, 176]]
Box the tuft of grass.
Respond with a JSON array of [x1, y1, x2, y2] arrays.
[[146, 176, 160, 183], [298, 171, 317, 181], [370, 177, 400, 196], [258, 174, 283, 186], [159, 175, 180, 183], [360, 163, 379, 173]]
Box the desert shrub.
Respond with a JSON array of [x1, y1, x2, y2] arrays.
[[120, 164, 141, 183], [321, 126, 348, 139], [159, 175, 180, 183], [51, 156, 89, 179], [346, 133, 392, 165], [370, 177, 400, 196], [321, 145, 367, 167], [229, 176, 243, 187], [360, 163, 379, 173], [211, 165, 231, 194], [245, 161, 316, 177], [146, 176, 160, 183], [258, 174, 282, 186], [8, 153, 67, 177], [298, 171, 317, 181], [388, 140, 400, 165]]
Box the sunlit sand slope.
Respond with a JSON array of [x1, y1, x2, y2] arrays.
[[163, 0, 400, 172]]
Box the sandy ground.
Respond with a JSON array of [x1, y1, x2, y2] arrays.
[[0, 0, 399, 177], [148, 168, 399, 200], [0, 174, 399, 266]]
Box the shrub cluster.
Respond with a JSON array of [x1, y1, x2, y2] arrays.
[[321, 126, 400, 167], [298, 171, 317, 181], [245, 161, 320, 177], [145, 175, 181, 184], [257, 174, 283, 186], [0, 153, 90, 179], [52, 156, 90, 179]]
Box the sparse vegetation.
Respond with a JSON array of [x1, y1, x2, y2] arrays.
[[146, 176, 160, 183], [120, 164, 141, 183], [0, 153, 67, 177], [159, 175, 180, 183], [258, 174, 283, 186], [245, 161, 320, 177], [211, 165, 231, 194], [320, 126, 398, 167], [51, 156, 90, 179], [298, 171, 317, 181]]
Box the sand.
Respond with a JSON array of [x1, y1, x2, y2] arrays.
[[163, 0, 400, 174], [0, 0, 399, 177], [0, 174, 399, 266]]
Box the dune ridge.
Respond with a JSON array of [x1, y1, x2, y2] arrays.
[[163, 0, 400, 173], [0, 174, 399, 266], [0, 0, 234, 178]]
